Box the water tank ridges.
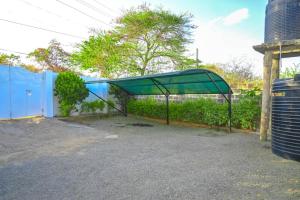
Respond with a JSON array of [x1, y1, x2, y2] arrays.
[[272, 76, 300, 162], [265, 0, 300, 43]]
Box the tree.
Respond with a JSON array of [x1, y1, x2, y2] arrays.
[[71, 32, 125, 78], [115, 4, 196, 75], [22, 64, 41, 73], [54, 72, 89, 116], [200, 63, 262, 90], [72, 4, 196, 77], [280, 63, 300, 78], [29, 39, 70, 72], [222, 57, 256, 81], [0, 53, 20, 66], [0, 52, 41, 72]]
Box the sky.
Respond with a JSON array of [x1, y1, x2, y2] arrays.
[[0, 0, 298, 75]]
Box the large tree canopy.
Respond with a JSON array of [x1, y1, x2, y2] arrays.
[[72, 4, 196, 78], [29, 39, 70, 72], [72, 32, 126, 78]]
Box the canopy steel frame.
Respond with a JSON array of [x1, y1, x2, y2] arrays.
[[150, 78, 170, 125], [206, 72, 232, 131], [87, 89, 127, 116], [85, 69, 233, 132]]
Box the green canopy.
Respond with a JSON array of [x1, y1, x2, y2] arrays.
[[87, 69, 232, 96], [86, 69, 232, 130]]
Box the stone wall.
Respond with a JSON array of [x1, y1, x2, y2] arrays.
[[136, 93, 241, 103]]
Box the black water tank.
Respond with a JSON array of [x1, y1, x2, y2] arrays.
[[265, 0, 300, 43], [272, 75, 300, 161]]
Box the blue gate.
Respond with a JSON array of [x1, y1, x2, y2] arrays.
[[0, 65, 44, 119]]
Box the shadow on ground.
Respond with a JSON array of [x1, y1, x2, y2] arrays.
[[0, 116, 299, 200]]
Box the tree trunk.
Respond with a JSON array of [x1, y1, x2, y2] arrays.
[[141, 60, 148, 76], [268, 58, 280, 139], [260, 51, 272, 141]]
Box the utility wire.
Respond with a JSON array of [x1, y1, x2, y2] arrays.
[[55, 0, 111, 27], [0, 48, 29, 55], [0, 44, 74, 56], [74, 0, 115, 18], [0, 18, 84, 39], [18, 0, 89, 29], [92, 0, 120, 15]]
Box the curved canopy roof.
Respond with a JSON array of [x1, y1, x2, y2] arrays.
[[85, 69, 232, 129], [86, 69, 232, 96]]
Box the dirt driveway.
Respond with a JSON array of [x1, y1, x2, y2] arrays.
[[0, 116, 299, 200]]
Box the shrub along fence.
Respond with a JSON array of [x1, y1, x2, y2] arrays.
[[53, 72, 109, 117], [0, 65, 108, 119], [127, 96, 261, 131]]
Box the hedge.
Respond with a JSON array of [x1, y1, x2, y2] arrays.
[[127, 97, 261, 130]]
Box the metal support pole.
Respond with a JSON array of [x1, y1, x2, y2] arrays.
[[206, 73, 230, 103], [124, 94, 128, 117], [151, 78, 171, 95], [151, 78, 166, 95], [279, 43, 282, 70], [228, 93, 232, 132], [196, 48, 199, 67], [166, 94, 170, 125]]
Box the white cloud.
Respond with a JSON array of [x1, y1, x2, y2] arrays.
[[191, 18, 263, 75], [222, 8, 249, 26], [1, 1, 266, 75]]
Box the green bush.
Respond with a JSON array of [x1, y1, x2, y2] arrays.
[[81, 100, 105, 114], [106, 99, 116, 114], [127, 97, 261, 130], [54, 72, 89, 117], [59, 101, 75, 117], [231, 96, 261, 130]]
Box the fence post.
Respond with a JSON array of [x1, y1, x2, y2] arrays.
[[228, 93, 232, 132], [44, 70, 54, 118], [124, 94, 128, 117], [166, 94, 170, 125], [9, 65, 12, 119]]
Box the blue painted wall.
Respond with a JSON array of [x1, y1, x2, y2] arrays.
[[0, 65, 108, 119], [0, 66, 10, 119]]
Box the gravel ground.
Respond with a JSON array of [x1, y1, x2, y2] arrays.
[[0, 116, 299, 200]]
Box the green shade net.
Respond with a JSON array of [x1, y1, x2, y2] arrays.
[[102, 69, 232, 95]]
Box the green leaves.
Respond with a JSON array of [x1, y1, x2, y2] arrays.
[[72, 4, 196, 77], [71, 32, 125, 78], [28, 39, 70, 72], [81, 100, 105, 114], [115, 5, 196, 75], [128, 97, 261, 130], [280, 64, 300, 79], [0, 53, 20, 66], [54, 72, 89, 116]]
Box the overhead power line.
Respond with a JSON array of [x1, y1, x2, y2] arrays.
[[0, 48, 29, 55], [55, 0, 111, 27], [18, 0, 89, 29], [92, 0, 120, 15], [74, 0, 115, 18], [0, 18, 84, 39]]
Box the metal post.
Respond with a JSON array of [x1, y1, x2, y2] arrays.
[[8, 65, 12, 119], [279, 43, 282, 70], [228, 93, 232, 132], [166, 94, 170, 125], [124, 94, 128, 117], [196, 48, 199, 67]]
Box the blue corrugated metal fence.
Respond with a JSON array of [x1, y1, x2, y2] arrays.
[[0, 65, 108, 119]]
